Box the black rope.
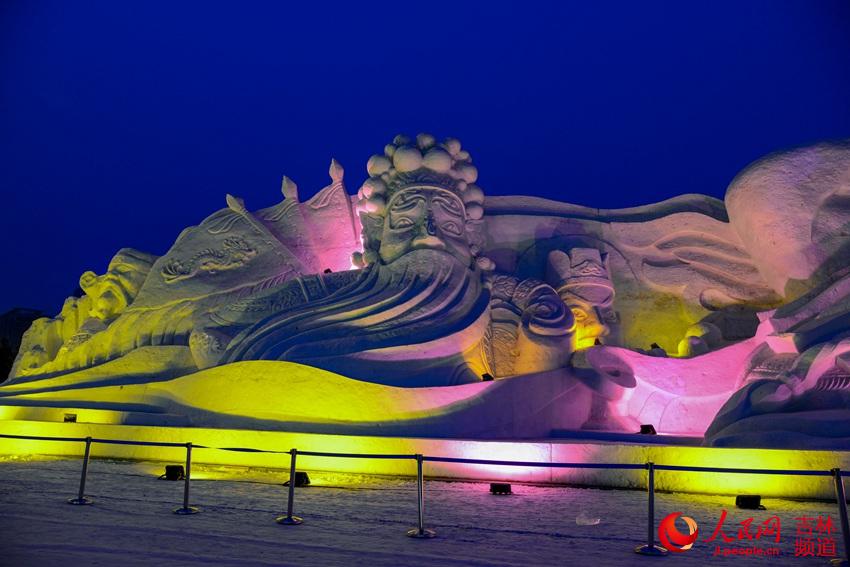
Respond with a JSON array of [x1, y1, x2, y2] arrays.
[[297, 450, 417, 460], [90, 438, 188, 448], [0, 433, 88, 443], [202, 446, 292, 454], [653, 464, 833, 476], [424, 456, 645, 469]]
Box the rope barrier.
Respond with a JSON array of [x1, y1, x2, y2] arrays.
[[90, 438, 188, 448], [1, 431, 845, 476], [1, 429, 849, 560], [654, 463, 834, 476], [0, 432, 89, 443], [197, 446, 290, 454], [424, 456, 645, 469], [296, 450, 417, 460]]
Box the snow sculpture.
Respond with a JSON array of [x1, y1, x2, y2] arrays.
[[4, 136, 850, 450], [14, 160, 359, 378], [725, 141, 850, 298], [698, 141, 850, 448], [13, 248, 156, 375], [199, 134, 575, 385]]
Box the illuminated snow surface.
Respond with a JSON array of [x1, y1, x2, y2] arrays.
[[0, 457, 843, 566]]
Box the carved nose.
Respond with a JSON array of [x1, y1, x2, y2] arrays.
[[425, 215, 437, 236]]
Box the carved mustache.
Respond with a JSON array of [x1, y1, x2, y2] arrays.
[[410, 235, 447, 250]]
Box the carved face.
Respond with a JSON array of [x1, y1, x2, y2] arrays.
[[571, 305, 606, 348], [378, 187, 472, 265], [80, 259, 150, 321]]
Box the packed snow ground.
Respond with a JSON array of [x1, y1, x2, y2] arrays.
[[0, 457, 844, 566]]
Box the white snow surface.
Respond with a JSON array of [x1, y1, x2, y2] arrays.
[[0, 457, 843, 566]]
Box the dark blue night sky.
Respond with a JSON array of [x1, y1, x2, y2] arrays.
[[2, 1, 849, 315]]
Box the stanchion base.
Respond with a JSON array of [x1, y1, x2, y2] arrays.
[[634, 544, 668, 556], [67, 497, 92, 505], [276, 515, 303, 525], [829, 559, 848, 566], [406, 528, 436, 539], [173, 506, 200, 515]]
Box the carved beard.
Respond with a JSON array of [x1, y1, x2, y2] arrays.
[[221, 249, 488, 383]]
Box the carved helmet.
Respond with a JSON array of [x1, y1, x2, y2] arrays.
[[353, 133, 487, 267]]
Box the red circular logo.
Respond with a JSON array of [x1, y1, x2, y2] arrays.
[[658, 512, 699, 552]]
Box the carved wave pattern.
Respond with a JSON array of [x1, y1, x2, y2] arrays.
[[634, 229, 781, 307]]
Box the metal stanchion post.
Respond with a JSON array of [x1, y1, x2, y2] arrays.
[[276, 448, 303, 525], [173, 442, 200, 515], [406, 454, 435, 538], [634, 461, 667, 556], [68, 436, 93, 505], [831, 468, 850, 567]]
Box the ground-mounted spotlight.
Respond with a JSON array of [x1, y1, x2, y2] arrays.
[[283, 471, 311, 487], [490, 482, 512, 495], [159, 465, 185, 481], [735, 495, 765, 510], [639, 424, 657, 435], [481, 373, 494, 382]]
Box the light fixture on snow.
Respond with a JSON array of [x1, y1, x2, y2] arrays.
[[639, 424, 657, 435], [735, 495, 765, 510], [490, 482, 512, 495], [159, 465, 185, 481], [284, 471, 311, 487]]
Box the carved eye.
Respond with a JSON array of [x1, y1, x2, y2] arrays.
[[391, 193, 426, 212], [394, 217, 415, 229], [441, 221, 462, 236]]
